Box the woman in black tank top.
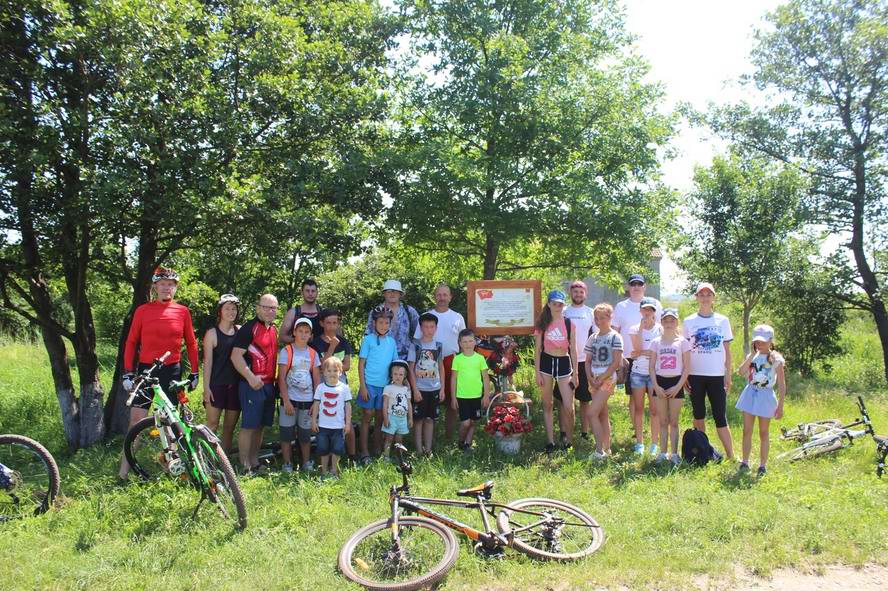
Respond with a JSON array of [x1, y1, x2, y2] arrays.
[[202, 295, 242, 452]]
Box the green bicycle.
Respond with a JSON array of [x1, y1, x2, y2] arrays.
[[123, 352, 247, 529]]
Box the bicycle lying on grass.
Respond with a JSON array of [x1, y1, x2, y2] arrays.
[[0, 434, 60, 521], [123, 353, 247, 529], [338, 444, 604, 591], [778, 395, 887, 477]]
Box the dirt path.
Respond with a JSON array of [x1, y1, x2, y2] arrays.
[[724, 563, 888, 591]]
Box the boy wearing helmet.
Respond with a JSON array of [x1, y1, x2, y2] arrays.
[[357, 305, 398, 463]]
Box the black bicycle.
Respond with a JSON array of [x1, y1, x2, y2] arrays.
[[338, 444, 604, 591], [0, 434, 60, 521]]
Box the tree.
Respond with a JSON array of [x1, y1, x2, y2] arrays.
[[390, 0, 674, 281], [705, 0, 888, 381], [677, 152, 805, 354]]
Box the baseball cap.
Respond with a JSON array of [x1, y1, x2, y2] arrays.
[[640, 297, 658, 310], [751, 324, 775, 343], [694, 282, 716, 295], [382, 279, 404, 293], [661, 307, 679, 320], [548, 290, 566, 303], [569, 280, 587, 290], [293, 317, 313, 331], [628, 274, 645, 285]]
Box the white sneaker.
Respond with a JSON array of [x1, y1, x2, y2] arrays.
[[656, 453, 668, 463], [633, 442, 645, 455], [670, 454, 681, 466], [300, 460, 315, 472], [282, 463, 294, 474], [649, 444, 660, 456]]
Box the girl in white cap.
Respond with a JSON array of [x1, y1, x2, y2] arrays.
[[736, 324, 786, 476]]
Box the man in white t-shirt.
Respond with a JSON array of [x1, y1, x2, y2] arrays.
[[562, 280, 595, 441], [612, 273, 662, 388], [414, 283, 466, 441]]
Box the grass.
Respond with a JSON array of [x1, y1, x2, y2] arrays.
[[1, 321, 887, 591]]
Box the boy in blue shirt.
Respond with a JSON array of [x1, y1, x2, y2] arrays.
[[357, 306, 397, 464]]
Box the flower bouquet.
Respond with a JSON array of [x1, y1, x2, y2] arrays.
[[484, 404, 532, 455]]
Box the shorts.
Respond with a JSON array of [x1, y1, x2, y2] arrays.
[[131, 363, 182, 410], [356, 384, 385, 410], [539, 352, 573, 378], [413, 390, 441, 420], [629, 372, 653, 391], [653, 375, 685, 399], [588, 371, 615, 394], [688, 375, 728, 428], [315, 427, 345, 457], [382, 413, 410, 435], [441, 355, 455, 405], [735, 384, 777, 418], [238, 382, 276, 429], [457, 397, 483, 422], [280, 401, 313, 443], [208, 383, 240, 412]]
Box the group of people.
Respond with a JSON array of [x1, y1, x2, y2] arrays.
[[117, 268, 787, 480]]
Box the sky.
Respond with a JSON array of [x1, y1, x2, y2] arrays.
[[622, 0, 784, 294]]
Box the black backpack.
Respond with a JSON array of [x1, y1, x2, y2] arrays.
[[681, 428, 723, 465]]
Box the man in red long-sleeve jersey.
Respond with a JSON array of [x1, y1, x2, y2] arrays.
[[118, 267, 199, 480]]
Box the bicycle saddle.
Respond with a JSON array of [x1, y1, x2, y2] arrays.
[[456, 480, 494, 499]]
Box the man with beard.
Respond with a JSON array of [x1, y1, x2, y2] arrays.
[[562, 281, 596, 443], [280, 279, 324, 342]]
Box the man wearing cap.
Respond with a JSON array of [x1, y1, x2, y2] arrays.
[[613, 274, 662, 390], [683, 282, 735, 460], [563, 280, 595, 441], [413, 283, 466, 441], [365, 279, 421, 360]]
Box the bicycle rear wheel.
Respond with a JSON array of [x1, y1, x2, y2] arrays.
[[339, 516, 458, 591], [192, 428, 247, 530], [780, 420, 842, 442], [777, 437, 844, 462], [124, 416, 169, 480], [496, 498, 604, 561], [0, 434, 60, 520]]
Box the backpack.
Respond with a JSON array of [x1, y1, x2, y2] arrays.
[[681, 428, 723, 465]]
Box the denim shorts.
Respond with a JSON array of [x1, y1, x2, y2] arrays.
[[238, 382, 275, 429], [382, 413, 410, 435], [629, 371, 653, 390], [356, 384, 385, 410], [315, 427, 345, 457]]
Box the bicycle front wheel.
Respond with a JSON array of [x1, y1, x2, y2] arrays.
[[123, 416, 169, 481], [0, 434, 60, 520], [338, 516, 458, 591], [496, 498, 604, 561], [191, 428, 247, 530], [777, 437, 844, 462], [780, 420, 841, 442]]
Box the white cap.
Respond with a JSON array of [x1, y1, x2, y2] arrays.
[[382, 279, 404, 293], [694, 282, 716, 296], [293, 317, 313, 331], [751, 324, 775, 343]]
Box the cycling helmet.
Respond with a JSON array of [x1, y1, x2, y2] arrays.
[[152, 267, 179, 283], [371, 304, 394, 321], [390, 359, 409, 374], [217, 293, 240, 306]]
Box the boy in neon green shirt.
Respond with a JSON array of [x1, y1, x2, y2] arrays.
[[450, 329, 491, 452]]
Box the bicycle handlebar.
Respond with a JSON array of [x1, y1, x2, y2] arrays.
[[125, 351, 172, 407]]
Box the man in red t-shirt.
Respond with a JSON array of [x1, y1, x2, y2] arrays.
[[118, 267, 199, 480], [231, 293, 280, 474]]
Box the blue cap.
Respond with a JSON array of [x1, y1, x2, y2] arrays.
[[640, 297, 658, 310], [547, 290, 566, 303], [628, 274, 645, 285]]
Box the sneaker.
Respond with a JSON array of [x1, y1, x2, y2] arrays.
[[580, 432, 590, 441], [670, 454, 681, 466], [461, 442, 474, 454], [738, 462, 750, 474], [590, 450, 608, 461], [656, 452, 668, 463], [757, 466, 767, 477], [648, 444, 659, 456], [300, 461, 315, 472], [282, 463, 294, 474], [252, 464, 269, 475], [633, 442, 645, 455], [544, 442, 556, 455]]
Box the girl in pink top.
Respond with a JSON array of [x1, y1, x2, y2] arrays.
[[650, 308, 691, 464], [534, 290, 578, 453]]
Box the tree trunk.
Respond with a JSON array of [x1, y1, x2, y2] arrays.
[[741, 303, 751, 356], [40, 329, 80, 450], [483, 234, 499, 280]]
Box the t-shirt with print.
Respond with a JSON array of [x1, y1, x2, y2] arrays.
[[583, 331, 623, 375], [747, 352, 784, 389], [277, 345, 320, 402], [651, 335, 691, 378], [451, 352, 488, 399], [310, 334, 353, 383], [232, 318, 279, 385], [413, 308, 466, 358], [613, 298, 662, 359], [563, 304, 594, 363], [408, 339, 443, 391], [383, 384, 411, 418], [314, 381, 352, 429], [359, 333, 398, 387], [682, 312, 733, 376], [627, 322, 663, 376]]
